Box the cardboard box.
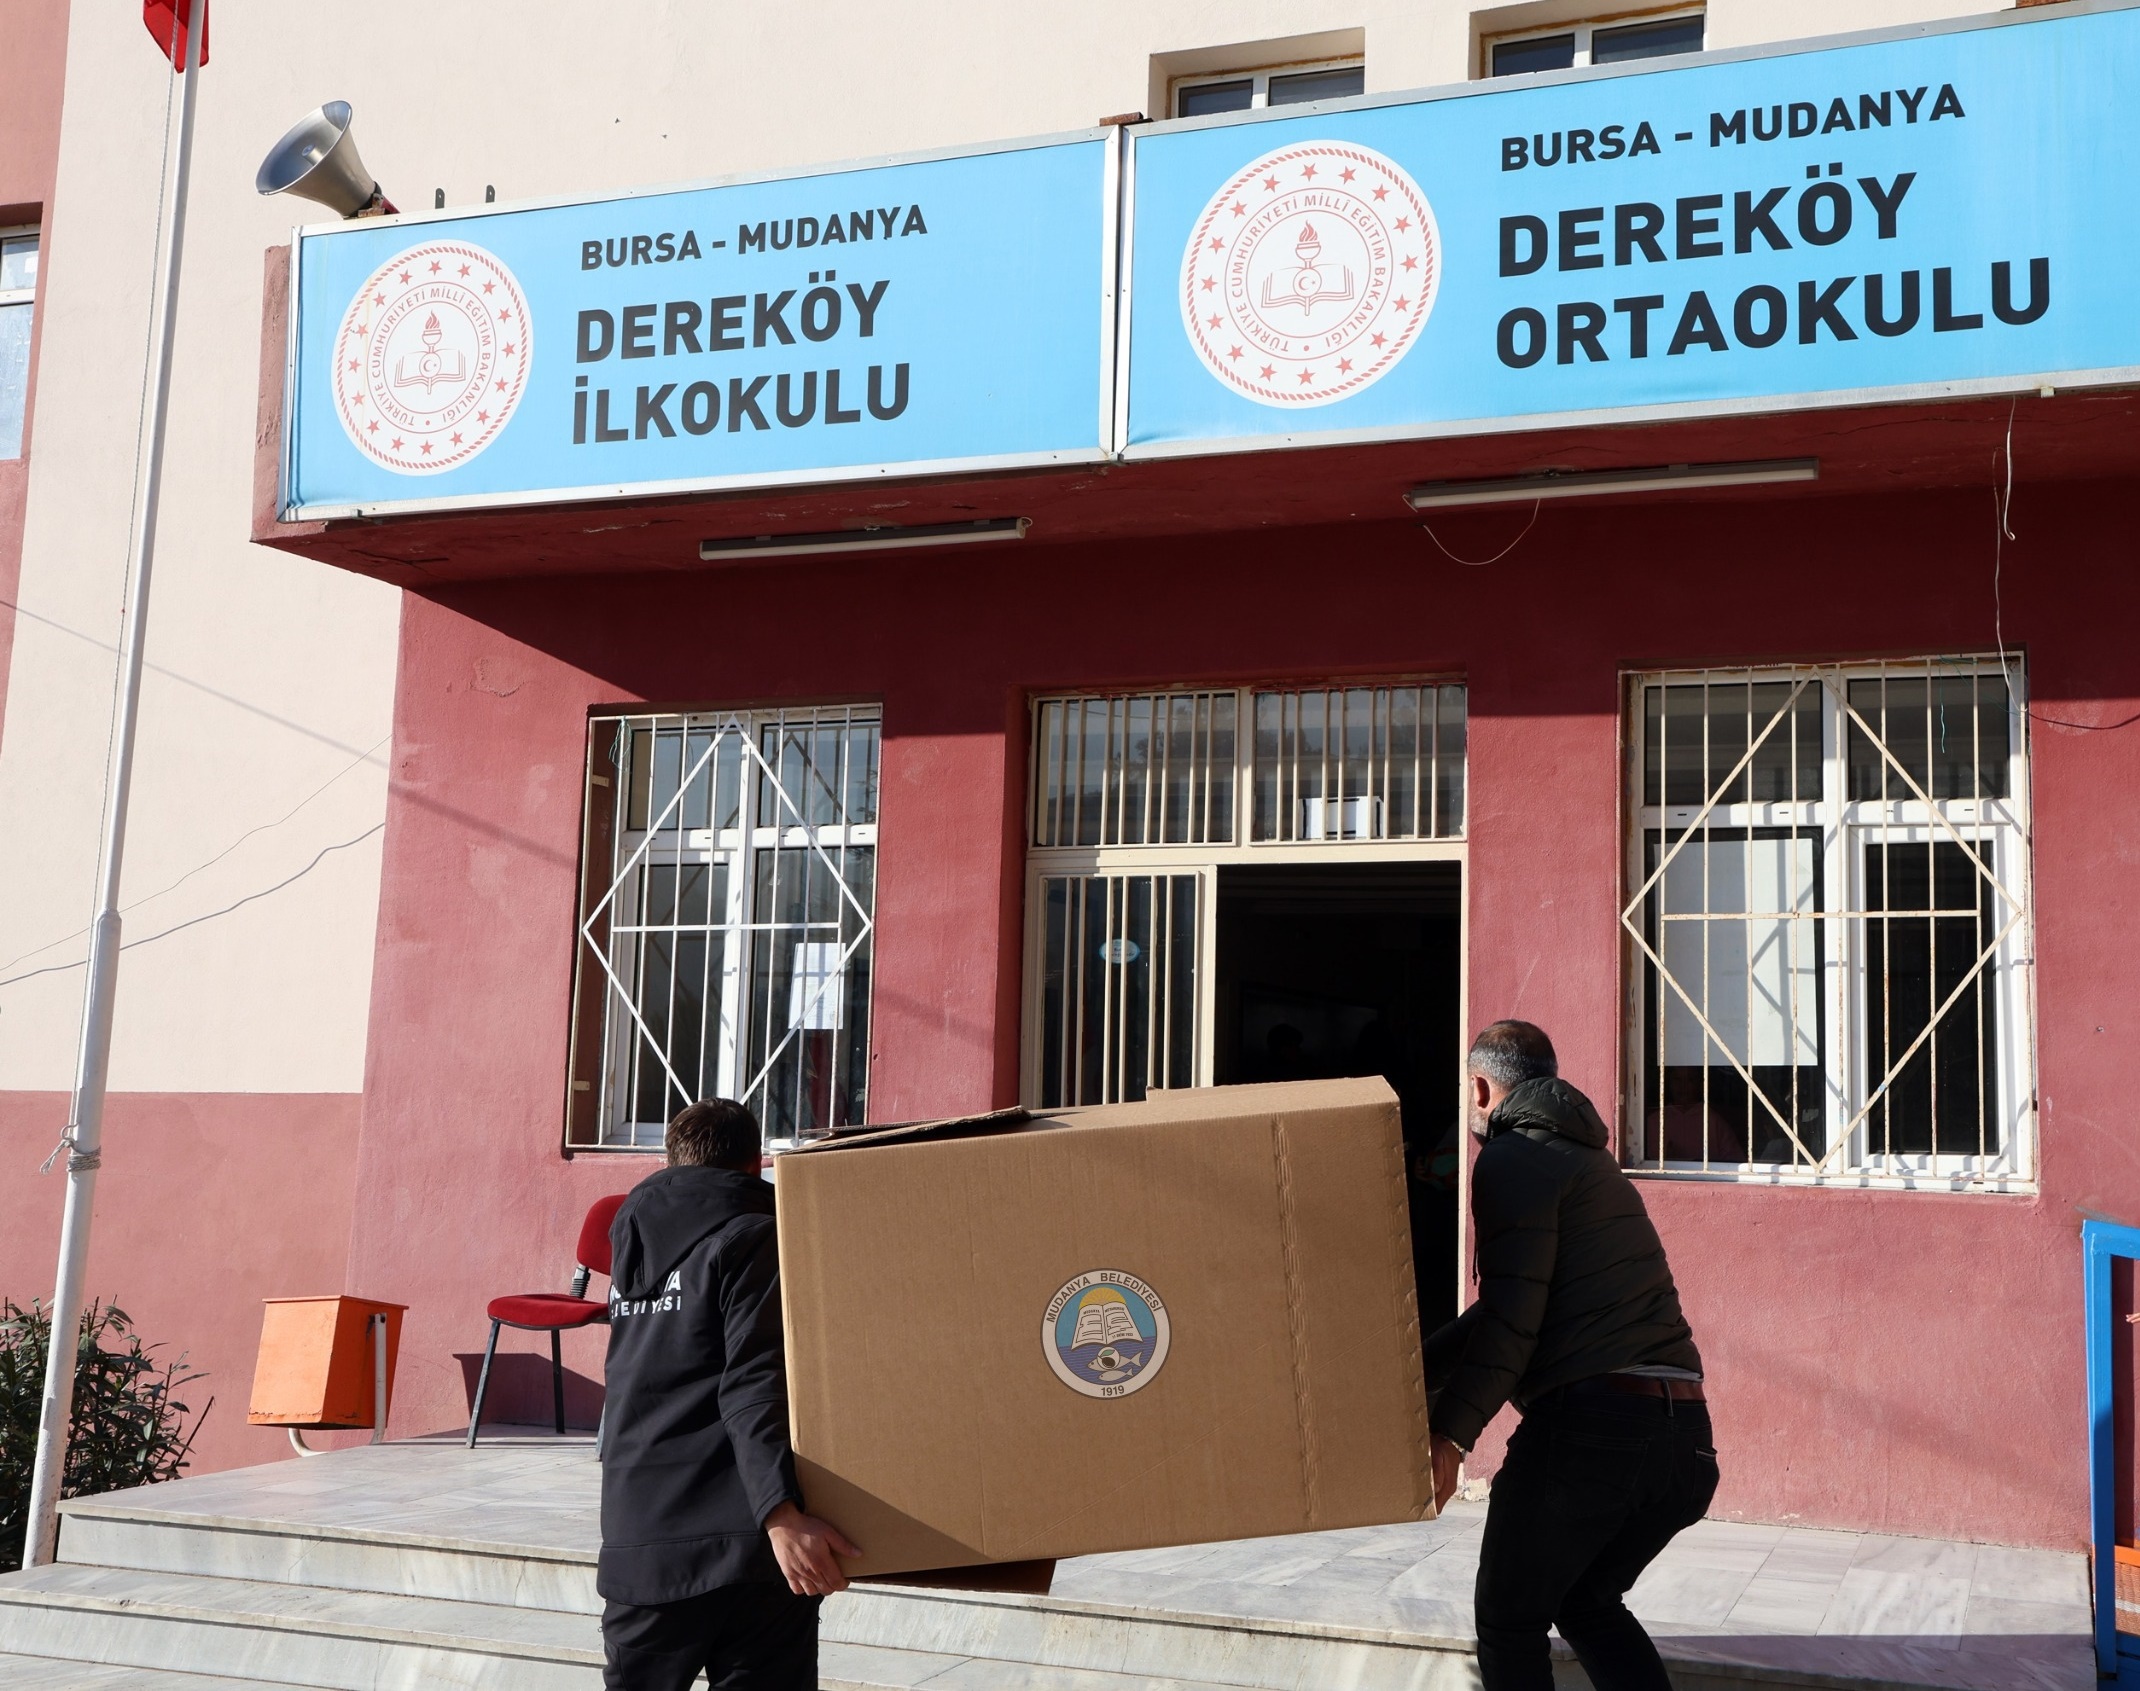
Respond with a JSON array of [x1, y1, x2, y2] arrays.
[[247, 1296, 405, 1429], [776, 1077, 1431, 1577]]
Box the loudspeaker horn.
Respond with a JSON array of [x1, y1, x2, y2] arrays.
[[256, 102, 395, 218]]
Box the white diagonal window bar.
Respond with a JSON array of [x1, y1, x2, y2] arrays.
[[566, 705, 879, 1150], [1623, 660, 2033, 1189]]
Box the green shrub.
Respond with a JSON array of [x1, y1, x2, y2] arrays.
[[0, 1299, 209, 1573]]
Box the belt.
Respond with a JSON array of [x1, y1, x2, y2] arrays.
[[1575, 1374, 1706, 1404]]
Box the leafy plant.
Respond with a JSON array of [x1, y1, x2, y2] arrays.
[[0, 1298, 209, 1573]]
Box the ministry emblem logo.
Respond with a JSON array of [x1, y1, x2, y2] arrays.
[[1043, 1271, 1171, 1399], [333, 240, 531, 474], [1180, 140, 1438, 408]]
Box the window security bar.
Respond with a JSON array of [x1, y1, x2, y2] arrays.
[[579, 721, 870, 1120], [1830, 689, 2024, 1150], [1622, 676, 1823, 1167], [1036, 873, 1197, 1107], [569, 706, 878, 1149], [1623, 661, 2031, 1185], [1030, 682, 1466, 852]]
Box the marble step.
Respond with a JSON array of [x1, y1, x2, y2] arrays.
[[34, 1511, 1925, 1691], [0, 1564, 601, 1690], [819, 1638, 1300, 1691], [0, 1657, 300, 1690], [823, 1586, 1480, 1691], [53, 1506, 1476, 1690], [56, 1502, 599, 1615]]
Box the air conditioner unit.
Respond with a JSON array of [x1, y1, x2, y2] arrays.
[[1300, 795, 1382, 840]]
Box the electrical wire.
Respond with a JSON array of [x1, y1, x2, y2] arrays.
[[0, 734, 390, 978], [1419, 497, 1542, 566], [1992, 397, 2140, 733], [0, 823, 386, 994]]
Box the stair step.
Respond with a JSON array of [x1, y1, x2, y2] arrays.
[[825, 1586, 1476, 1691], [819, 1638, 1300, 1691], [0, 1565, 601, 1690], [0, 1656, 301, 1690], [59, 1503, 598, 1614]]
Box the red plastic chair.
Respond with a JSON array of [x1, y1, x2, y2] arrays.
[[467, 1194, 628, 1447]]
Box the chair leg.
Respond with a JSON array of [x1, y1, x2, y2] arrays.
[[468, 1320, 502, 1450], [551, 1328, 567, 1436]]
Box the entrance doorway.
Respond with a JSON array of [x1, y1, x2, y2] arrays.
[[1212, 861, 1464, 1335]]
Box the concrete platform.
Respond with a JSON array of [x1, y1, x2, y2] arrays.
[[0, 1436, 2095, 1689]]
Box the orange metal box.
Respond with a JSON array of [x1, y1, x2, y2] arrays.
[[247, 1295, 406, 1429]]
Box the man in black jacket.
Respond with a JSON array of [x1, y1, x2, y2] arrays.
[[1425, 1021, 1717, 1691], [600, 1098, 859, 1691]]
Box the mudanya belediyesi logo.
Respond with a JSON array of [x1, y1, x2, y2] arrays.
[[1043, 1271, 1171, 1399]]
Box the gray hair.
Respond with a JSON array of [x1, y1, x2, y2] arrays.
[[1466, 1020, 1558, 1089]]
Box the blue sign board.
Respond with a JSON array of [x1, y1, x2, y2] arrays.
[[283, 135, 1114, 518], [1122, 4, 2140, 456]]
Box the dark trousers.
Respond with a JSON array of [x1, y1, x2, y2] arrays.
[[601, 1580, 820, 1691], [1473, 1386, 1719, 1691]]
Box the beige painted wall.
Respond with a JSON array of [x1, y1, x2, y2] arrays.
[[0, 0, 2010, 1096]]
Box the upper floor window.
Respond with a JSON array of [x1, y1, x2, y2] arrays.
[[1174, 59, 1365, 118], [1488, 10, 1703, 77], [567, 705, 879, 1150], [1622, 660, 2033, 1191], [0, 227, 38, 460]]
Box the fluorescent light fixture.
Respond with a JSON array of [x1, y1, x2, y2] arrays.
[[700, 517, 1030, 562], [1404, 458, 1819, 510]]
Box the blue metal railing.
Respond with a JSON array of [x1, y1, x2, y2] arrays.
[[2085, 1218, 2140, 1684]]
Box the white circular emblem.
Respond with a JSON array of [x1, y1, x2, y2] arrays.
[[333, 240, 531, 474], [1043, 1270, 1171, 1400], [1180, 140, 1438, 409]]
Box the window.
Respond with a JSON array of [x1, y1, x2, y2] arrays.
[[1027, 681, 1466, 1106], [0, 227, 37, 460], [1251, 684, 1466, 843], [1173, 59, 1365, 118], [1623, 661, 2033, 1188], [567, 705, 878, 1150], [1488, 11, 1703, 76]]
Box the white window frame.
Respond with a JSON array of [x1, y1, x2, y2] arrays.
[[0, 224, 39, 461], [1621, 660, 2036, 1193], [0, 226, 34, 306], [1483, 8, 1705, 77], [567, 704, 879, 1151], [1172, 56, 1366, 118], [1021, 680, 1467, 1109]]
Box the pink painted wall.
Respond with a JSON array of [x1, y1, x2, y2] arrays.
[[333, 475, 2135, 1548], [0, 1091, 362, 1474]]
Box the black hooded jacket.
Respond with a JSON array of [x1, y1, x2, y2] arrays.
[[1424, 1077, 1702, 1452], [599, 1165, 799, 1604]]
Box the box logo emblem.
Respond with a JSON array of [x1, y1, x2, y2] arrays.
[[1180, 140, 1438, 409], [1043, 1271, 1170, 1398], [333, 240, 532, 475]]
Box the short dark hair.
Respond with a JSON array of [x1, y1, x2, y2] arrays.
[[1466, 1020, 1558, 1090], [666, 1099, 762, 1170]]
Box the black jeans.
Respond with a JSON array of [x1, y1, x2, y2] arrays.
[[601, 1580, 820, 1691], [1473, 1386, 1719, 1691]]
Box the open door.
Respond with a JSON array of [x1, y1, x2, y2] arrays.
[[1212, 861, 1464, 1337]]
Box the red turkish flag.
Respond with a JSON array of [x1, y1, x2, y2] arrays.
[[142, 0, 208, 70]]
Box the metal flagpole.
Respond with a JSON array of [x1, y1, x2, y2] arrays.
[[22, 1, 206, 1570]]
